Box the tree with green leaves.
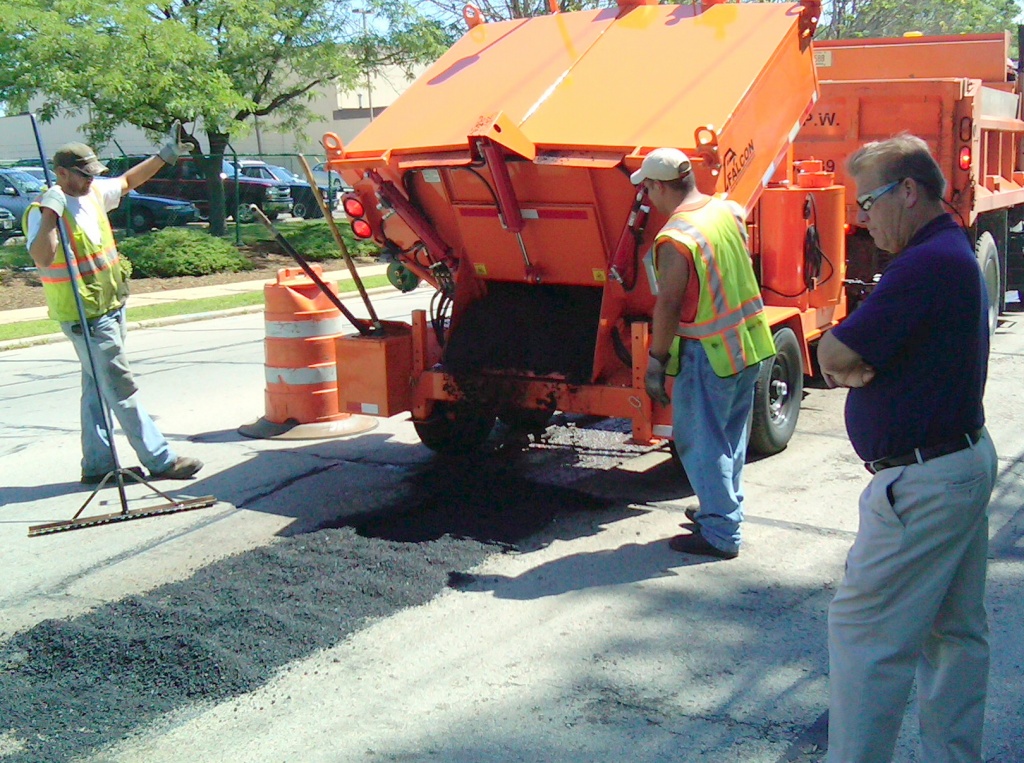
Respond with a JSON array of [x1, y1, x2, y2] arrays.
[[417, 0, 605, 25], [418, 0, 1021, 40], [0, 0, 450, 233], [819, 0, 1021, 40]]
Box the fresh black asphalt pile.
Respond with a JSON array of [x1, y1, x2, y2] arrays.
[[0, 453, 614, 763]]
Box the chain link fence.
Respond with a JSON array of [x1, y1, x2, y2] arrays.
[[99, 149, 348, 243], [1, 149, 348, 242]]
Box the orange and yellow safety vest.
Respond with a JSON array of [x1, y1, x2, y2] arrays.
[[24, 185, 125, 323], [655, 197, 775, 377]]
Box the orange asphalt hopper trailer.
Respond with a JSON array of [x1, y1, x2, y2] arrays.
[[327, 0, 821, 449]]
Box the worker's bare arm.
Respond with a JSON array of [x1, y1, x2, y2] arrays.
[[818, 330, 876, 388], [119, 122, 193, 195], [28, 209, 60, 268], [119, 156, 167, 196], [650, 241, 690, 360]]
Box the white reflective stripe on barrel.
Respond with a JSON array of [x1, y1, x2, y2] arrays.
[[264, 317, 348, 339], [265, 365, 338, 385]]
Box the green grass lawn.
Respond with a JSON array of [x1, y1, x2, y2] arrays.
[[0, 273, 392, 343]]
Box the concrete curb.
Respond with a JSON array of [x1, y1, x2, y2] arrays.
[[0, 285, 397, 353], [0, 307, 266, 353]]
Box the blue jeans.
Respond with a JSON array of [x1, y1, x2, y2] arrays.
[[61, 307, 176, 477], [671, 339, 760, 553]]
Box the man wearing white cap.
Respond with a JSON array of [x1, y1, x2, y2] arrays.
[[632, 147, 776, 559]]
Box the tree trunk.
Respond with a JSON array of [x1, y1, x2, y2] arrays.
[[201, 132, 231, 237]]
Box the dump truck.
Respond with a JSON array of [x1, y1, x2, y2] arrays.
[[324, 0, 844, 456], [793, 30, 1024, 335]]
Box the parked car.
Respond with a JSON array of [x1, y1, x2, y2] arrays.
[[0, 207, 16, 241], [16, 166, 52, 185], [235, 160, 336, 219], [0, 168, 47, 232], [3, 166, 200, 233], [108, 192, 201, 232], [105, 155, 292, 223], [310, 161, 351, 195]]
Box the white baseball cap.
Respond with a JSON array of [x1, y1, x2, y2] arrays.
[[630, 148, 693, 185]]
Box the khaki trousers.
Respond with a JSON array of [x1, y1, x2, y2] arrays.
[[827, 430, 997, 763]]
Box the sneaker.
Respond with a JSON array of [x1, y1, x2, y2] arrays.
[[668, 530, 738, 560], [150, 456, 203, 480], [684, 507, 699, 523], [81, 465, 145, 485]]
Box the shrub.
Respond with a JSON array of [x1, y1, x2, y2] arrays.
[[239, 219, 380, 262], [119, 228, 255, 277], [0, 246, 35, 271]]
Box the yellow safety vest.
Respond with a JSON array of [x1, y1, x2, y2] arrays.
[[25, 185, 125, 323], [655, 198, 776, 377]]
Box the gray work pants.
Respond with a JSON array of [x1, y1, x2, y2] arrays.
[[827, 430, 998, 763]]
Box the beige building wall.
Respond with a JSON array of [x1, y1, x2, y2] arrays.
[[0, 65, 422, 165]]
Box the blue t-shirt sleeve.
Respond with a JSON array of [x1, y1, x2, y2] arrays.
[[831, 253, 935, 368]]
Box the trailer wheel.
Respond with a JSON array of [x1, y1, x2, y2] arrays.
[[749, 327, 803, 456], [414, 402, 495, 454], [976, 232, 1000, 336]]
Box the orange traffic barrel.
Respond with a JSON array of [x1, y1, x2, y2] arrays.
[[239, 266, 377, 440]]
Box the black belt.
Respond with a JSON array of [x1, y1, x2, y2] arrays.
[[864, 428, 984, 475]]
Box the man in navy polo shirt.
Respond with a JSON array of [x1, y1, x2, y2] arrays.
[[818, 133, 998, 762]]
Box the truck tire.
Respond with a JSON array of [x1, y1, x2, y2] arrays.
[[749, 326, 803, 456], [291, 200, 309, 219], [976, 231, 1000, 336], [414, 401, 495, 454], [235, 204, 256, 224]]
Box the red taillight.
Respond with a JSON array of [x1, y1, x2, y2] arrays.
[[351, 219, 373, 239], [343, 196, 365, 218], [959, 146, 972, 171]]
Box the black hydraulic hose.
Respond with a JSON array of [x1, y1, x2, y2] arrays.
[[250, 205, 375, 336]]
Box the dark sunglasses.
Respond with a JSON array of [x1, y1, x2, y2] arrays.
[[69, 167, 95, 180], [856, 179, 903, 212]]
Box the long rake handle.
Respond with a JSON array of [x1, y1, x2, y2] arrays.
[[251, 205, 375, 336], [297, 155, 382, 329]]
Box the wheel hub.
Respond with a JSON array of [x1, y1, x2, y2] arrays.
[[769, 378, 789, 418]]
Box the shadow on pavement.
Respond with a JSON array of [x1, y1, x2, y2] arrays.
[[449, 536, 720, 600]]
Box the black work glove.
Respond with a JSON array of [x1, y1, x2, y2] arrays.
[[645, 353, 671, 406]]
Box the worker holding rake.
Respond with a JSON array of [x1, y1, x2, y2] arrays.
[[25, 124, 204, 485]]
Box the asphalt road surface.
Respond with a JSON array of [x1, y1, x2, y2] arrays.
[[1, 288, 1022, 762]]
